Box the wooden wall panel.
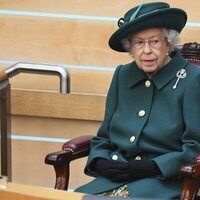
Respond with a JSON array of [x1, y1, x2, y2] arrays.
[[12, 115, 100, 138], [180, 28, 200, 44], [0, 15, 199, 68], [0, 0, 199, 22], [0, 64, 113, 94], [11, 90, 106, 121], [8, 69, 113, 94], [0, 15, 131, 67], [12, 140, 92, 189]]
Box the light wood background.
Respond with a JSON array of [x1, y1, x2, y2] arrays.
[[0, 0, 199, 191], [0, 182, 84, 200]]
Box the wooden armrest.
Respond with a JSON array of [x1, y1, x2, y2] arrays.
[[62, 135, 94, 154], [45, 135, 94, 165], [180, 156, 200, 200], [45, 135, 94, 190]]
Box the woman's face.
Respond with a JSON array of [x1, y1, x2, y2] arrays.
[[130, 28, 170, 76]]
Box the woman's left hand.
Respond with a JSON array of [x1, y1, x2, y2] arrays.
[[127, 160, 161, 181], [110, 160, 161, 182]]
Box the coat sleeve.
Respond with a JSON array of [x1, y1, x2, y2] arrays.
[[152, 71, 200, 179], [84, 65, 121, 176]]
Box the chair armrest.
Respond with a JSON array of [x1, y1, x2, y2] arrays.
[[45, 135, 94, 190], [62, 135, 94, 157], [180, 156, 200, 200], [45, 135, 94, 165]]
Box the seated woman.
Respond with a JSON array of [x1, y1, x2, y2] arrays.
[[75, 2, 200, 199]]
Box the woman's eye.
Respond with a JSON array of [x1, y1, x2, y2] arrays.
[[151, 40, 160, 44], [133, 41, 144, 46]]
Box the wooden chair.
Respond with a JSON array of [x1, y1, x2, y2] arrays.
[[45, 42, 200, 200]]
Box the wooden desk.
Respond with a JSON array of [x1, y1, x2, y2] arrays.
[[0, 182, 153, 200], [0, 182, 156, 200], [0, 182, 84, 200]]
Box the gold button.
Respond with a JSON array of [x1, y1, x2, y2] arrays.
[[145, 80, 151, 87], [135, 156, 142, 160], [138, 110, 145, 117], [129, 136, 136, 143], [112, 155, 118, 161]]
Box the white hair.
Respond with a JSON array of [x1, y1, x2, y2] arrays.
[[121, 28, 180, 54], [163, 28, 180, 52]]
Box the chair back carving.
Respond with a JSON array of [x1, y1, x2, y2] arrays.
[[175, 42, 200, 66]]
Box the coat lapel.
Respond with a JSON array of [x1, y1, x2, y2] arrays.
[[152, 51, 188, 90]]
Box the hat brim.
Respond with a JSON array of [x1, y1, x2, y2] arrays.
[[109, 8, 187, 52]]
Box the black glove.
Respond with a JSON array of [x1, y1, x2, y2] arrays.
[[128, 160, 161, 180], [108, 160, 161, 182], [94, 158, 129, 181], [94, 158, 161, 182]]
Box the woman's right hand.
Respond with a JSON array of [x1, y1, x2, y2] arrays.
[[94, 158, 129, 182]]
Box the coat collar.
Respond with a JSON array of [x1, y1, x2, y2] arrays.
[[128, 51, 188, 89], [128, 61, 147, 88]]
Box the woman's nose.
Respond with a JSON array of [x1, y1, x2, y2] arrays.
[[143, 42, 152, 54]]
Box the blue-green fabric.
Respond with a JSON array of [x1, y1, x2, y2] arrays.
[[75, 51, 200, 199]]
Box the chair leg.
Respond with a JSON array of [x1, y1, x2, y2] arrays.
[[181, 177, 200, 200], [54, 163, 70, 190]]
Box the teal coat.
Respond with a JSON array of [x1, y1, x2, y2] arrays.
[[75, 52, 200, 199]]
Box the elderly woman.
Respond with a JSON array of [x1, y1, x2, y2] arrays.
[[75, 2, 200, 199]]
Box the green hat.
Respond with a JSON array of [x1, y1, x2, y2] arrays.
[[109, 2, 187, 52]]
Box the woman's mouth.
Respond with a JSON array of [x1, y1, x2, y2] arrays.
[[142, 59, 156, 65]]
